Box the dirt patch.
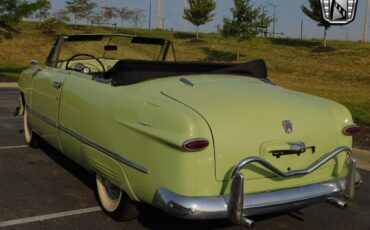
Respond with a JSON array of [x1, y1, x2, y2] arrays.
[[187, 38, 208, 44], [311, 46, 336, 53], [0, 75, 17, 82], [353, 125, 370, 150]]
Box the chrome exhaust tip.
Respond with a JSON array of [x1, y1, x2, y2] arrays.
[[327, 197, 348, 209]]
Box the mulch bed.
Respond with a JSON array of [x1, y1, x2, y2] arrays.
[[187, 38, 208, 44], [311, 46, 336, 53], [354, 125, 370, 150], [0, 75, 17, 82]]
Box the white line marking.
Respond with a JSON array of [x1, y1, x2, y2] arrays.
[[0, 145, 28, 150], [0, 206, 101, 227], [0, 117, 22, 119]]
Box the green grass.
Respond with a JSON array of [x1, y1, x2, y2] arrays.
[[0, 22, 369, 125]]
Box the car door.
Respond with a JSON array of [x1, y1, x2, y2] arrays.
[[30, 67, 67, 150]]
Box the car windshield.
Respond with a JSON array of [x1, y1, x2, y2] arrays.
[[50, 35, 172, 70]]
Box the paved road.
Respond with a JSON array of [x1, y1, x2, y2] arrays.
[[0, 88, 369, 230]]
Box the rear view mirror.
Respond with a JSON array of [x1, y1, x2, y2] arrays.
[[104, 45, 118, 51]]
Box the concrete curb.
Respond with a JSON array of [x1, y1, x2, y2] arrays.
[[353, 148, 370, 171], [0, 82, 18, 88]]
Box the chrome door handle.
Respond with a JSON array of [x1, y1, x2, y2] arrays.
[[53, 80, 62, 89]]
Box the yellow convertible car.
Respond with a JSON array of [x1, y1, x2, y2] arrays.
[[17, 34, 362, 227]]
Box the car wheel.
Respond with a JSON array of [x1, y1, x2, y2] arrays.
[[24, 109, 39, 148], [96, 174, 139, 221]]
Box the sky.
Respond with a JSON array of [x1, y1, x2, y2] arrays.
[[46, 0, 370, 41]]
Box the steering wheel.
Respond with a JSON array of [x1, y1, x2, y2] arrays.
[[66, 54, 106, 73]]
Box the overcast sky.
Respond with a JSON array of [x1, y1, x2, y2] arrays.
[[46, 0, 369, 41]]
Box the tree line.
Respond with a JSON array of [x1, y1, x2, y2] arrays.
[[0, 0, 145, 37], [1, 0, 331, 58]]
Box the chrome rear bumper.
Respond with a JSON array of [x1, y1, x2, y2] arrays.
[[153, 147, 362, 225]]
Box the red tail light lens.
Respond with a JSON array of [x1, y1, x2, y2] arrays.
[[343, 125, 361, 136], [183, 139, 209, 152]]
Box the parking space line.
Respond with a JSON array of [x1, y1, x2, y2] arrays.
[[0, 206, 101, 227], [0, 145, 28, 150], [0, 117, 21, 119]]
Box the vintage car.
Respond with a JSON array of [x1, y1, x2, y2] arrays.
[[17, 34, 362, 228]]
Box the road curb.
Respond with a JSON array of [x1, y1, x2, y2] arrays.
[[353, 148, 370, 171], [0, 82, 18, 88]]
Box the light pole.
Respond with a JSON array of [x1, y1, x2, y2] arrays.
[[300, 18, 303, 40], [364, 0, 369, 42], [184, 0, 188, 32], [267, 2, 282, 37], [261, 5, 269, 37], [157, 0, 163, 29], [148, 0, 152, 29]]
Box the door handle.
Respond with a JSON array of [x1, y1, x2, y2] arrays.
[[53, 80, 62, 89], [32, 68, 42, 77]]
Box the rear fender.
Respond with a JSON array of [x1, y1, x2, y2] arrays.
[[81, 144, 139, 201]]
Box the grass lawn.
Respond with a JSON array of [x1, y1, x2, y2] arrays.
[[0, 22, 369, 125]]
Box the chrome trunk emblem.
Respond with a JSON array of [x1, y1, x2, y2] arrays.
[[320, 0, 358, 25], [282, 120, 293, 134]]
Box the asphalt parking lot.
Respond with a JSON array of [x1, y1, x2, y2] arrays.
[[1, 88, 370, 230]]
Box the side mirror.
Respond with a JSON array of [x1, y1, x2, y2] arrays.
[[30, 59, 39, 66]]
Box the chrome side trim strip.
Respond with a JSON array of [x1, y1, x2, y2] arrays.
[[59, 125, 149, 174], [26, 106, 149, 174], [26, 106, 57, 127]]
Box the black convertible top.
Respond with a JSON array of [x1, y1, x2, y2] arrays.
[[104, 59, 268, 86]]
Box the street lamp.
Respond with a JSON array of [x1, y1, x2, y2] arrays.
[[261, 5, 269, 37], [267, 2, 282, 38], [148, 0, 152, 29]]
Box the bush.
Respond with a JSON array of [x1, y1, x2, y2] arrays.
[[40, 18, 62, 34]]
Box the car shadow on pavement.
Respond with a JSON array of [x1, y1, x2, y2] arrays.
[[37, 140, 305, 229], [38, 140, 96, 191]]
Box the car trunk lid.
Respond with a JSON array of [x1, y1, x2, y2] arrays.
[[162, 76, 341, 181]]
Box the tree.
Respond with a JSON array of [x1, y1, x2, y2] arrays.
[[130, 9, 145, 29], [0, 0, 37, 38], [53, 9, 70, 24], [115, 7, 134, 28], [89, 11, 103, 25], [183, 0, 216, 39], [102, 6, 117, 25], [33, 0, 50, 25], [66, 0, 96, 26], [40, 9, 70, 34], [219, 0, 271, 62], [79, 0, 96, 25], [301, 0, 331, 47]]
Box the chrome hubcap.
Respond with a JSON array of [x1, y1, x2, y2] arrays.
[[102, 178, 120, 201]]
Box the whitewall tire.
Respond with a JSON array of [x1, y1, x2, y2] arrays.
[[23, 109, 39, 148], [96, 174, 139, 221]]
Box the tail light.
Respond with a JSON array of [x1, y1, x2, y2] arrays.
[[342, 125, 361, 136], [182, 138, 209, 152]]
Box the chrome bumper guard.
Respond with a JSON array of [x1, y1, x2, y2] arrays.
[[154, 147, 362, 226]]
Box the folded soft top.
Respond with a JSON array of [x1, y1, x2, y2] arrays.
[[104, 59, 268, 86]]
